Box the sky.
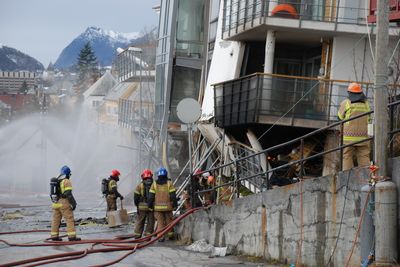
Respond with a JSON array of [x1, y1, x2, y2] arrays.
[[0, 0, 160, 67]]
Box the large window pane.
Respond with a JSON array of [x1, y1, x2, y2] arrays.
[[176, 0, 205, 58]]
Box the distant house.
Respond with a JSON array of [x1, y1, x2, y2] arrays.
[[101, 82, 138, 126], [82, 70, 117, 121]]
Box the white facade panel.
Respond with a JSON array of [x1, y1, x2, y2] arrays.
[[201, 2, 245, 120]]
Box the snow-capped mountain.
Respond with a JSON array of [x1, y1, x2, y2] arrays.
[[54, 26, 143, 70], [0, 44, 44, 71]]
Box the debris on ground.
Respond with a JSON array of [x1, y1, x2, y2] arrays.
[[185, 239, 214, 253], [1, 210, 25, 220]]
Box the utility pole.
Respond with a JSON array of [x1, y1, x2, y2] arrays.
[[373, 2, 398, 266], [373, 0, 389, 176]]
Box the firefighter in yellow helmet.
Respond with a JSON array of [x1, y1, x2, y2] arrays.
[[148, 167, 177, 241], [338, 83, 371, 170], [106, 169, 124, 211], [133, 169, 155, 238], [50, 165, 81, 241]]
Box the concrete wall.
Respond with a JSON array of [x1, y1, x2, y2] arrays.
[[177, 161, 399, 266], [392, 156, 400, 258]]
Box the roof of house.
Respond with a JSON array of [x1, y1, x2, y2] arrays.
[[104, 82, 137, 101], [83, 71, 117, 98]]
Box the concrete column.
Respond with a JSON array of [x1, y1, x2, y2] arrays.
[[360, 184, 374, 265], [261, 1, 278, 111], [264, 30, 276, 74], [375, 181, 398, 265], [262, 31, 276, 112], [322, 131, 340, 176]]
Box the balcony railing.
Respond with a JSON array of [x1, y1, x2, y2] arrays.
[[213, 73, 378, 128], [222, 0, 368, 38], [368, 0, 400, 23], [115, 49, 144, 83]]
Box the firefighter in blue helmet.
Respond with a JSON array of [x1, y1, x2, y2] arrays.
[[148, 167, 177, 241], [50, 165, 81, 241]]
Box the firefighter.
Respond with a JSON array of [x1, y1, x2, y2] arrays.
[[148, 167, 177, 241], [338, 82, 371, 170], [133, 169, 155, 238], [50, 165, 81, 241], [216, 175, 233, 204], [188, 169, 203, 208], [105, 169, 124, 211], [203, 173, 217, 206]]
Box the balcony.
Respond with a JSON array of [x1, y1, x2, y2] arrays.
[[213, 73, 374, 129], [222, 0, 370, 40], [115, 48, 155, 83], [368, 0, 400, 23]]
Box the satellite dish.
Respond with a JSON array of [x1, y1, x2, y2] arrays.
[[176, 98, 201, 124]]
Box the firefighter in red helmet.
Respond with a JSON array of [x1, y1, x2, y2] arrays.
[[133, 169, 155, 238], [105, 169, 124, 211]]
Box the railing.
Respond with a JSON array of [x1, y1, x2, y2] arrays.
[[193, 99, 400, 202], [222, 0, 369, 38], [214, 73, 376, 128], [368, 0, 400, 23], [118, 98, 153, 129], [115, 49, 143, 83], [230, 142, 266, 192]]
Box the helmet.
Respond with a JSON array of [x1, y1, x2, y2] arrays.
[[141, 169, 153, 179], [60, 165, 71, 176], [111, 169, 121, 177], [157, 167, 168, 177], [347, 82, 362, 93], [194, 169, 202, 175], [207, 175, 215, 185], [202, 172, 210, 178]]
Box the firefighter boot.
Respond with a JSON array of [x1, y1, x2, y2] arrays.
[[51, 237, 63, 241], [68, 236, 81, 241]]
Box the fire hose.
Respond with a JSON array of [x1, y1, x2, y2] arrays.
[[0, 207, 202, 267]]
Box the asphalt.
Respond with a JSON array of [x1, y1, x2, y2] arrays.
[[0, 194, 279, 267]]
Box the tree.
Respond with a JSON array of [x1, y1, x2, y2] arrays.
[[76, 42, 99, 94]]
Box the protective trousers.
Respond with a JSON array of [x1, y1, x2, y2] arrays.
[[343, 141, 370, 171], [51, 198, 76, 238], [133, 210, 155, 237], [154, 211, 174, 239], [106, 194, 117, 211]]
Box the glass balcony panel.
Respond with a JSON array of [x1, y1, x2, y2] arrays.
[[214, 73, 376, 128]]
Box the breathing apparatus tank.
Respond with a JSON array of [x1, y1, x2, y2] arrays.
[[50, 177, 60, 203], [101, 178, 109, 196]]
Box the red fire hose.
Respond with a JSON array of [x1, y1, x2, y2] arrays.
[[0, 207, 202, 267]]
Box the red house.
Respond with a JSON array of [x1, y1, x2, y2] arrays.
[[368, 0, 400, 23]]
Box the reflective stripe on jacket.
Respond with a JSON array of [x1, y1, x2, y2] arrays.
[[135, 183, 150, 211], [149, 181, 176, 211], [52, 179, 73, 209], [338, 99, 371, 142]]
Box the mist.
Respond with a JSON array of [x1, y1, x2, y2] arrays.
[[0, 98, 138, 205]]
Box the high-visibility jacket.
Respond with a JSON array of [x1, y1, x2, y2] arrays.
[[134, 182, 151, 211], [338, 99, 371, 143], [149, 181, 176, 211], [217, 185, 232, 203], [108, 179, 117, 192], [52, 179, 73, 209]]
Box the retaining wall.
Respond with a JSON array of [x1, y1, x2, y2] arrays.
[[177, 160, 399, 266]]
